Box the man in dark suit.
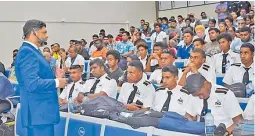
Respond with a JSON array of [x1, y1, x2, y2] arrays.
[[15, 19, 67, 136]]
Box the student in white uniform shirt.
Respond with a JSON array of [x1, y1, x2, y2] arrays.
[[118, 60, 155, 111], [59, 65, 86, 105], [192, 38, 213, 67], [150, 23, 167, 44], [212, 33, 241, 74], [178, 48, 216, 86], [223, 43, 254, 87], [152, 65, 189, 116], [243, 93, 254, 120], [65, 46, 85, 72], [149, 49, 176, 84], [137, 42, 150, 70], [76, 59, 117, 103], [184, 74, 243, 133]]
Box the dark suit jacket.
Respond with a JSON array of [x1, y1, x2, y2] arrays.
[[15, 42, 60, 127]]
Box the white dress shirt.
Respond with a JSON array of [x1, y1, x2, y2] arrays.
[[59, 79, 86, 101]]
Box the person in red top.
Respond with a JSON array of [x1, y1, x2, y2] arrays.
[[115, 28, 125, 42]]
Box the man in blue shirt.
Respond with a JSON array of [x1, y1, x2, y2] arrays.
[[114, 31, 135, 70], [231, 26, 254, 53], [177, 29, 194, 59]]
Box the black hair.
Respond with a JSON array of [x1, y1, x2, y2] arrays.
[[162, 49, 176, 58], [171, 19, 177, 23], [183, 29, 194, 36], [106, 50, 121, 63], [201, 12, 206, 16], [239, 26, 251, 33], [100, 29, 105, 33], [225, 16, 233, 23], [209, 19, 217, 24], [69, 65, 82, 70], [227, 26, 236, 32], [154, 42, 166, 50], [177, 15, 183, 19], [92, 34, 99, 38], [162, 17, 168, 21], [154, 23, 162, 28], [51, 43, 60, 47], [217, 32, 233, 42], [241, 43, 254, 53], [13, 49, 18, 53], [208, 27, 220, 33], [119, 28, 125, 31], [185, 18, 192, 22], [137, 42, 148, 50], [191, 48, 206, 59], [122, 31, 130, 36], [157, 17, 162, 21], [107, 34, 114, 38], [23, 19, 46, 38], [141, 19, 145, 22], [128, 60, 144, 72], [130, 26, 135, 29], [99, 32, 105, 36], [244, 15, 252, 21], [193, 38, 205, 45], [162, 64, 178, 77], [89, 58, 105, 67]]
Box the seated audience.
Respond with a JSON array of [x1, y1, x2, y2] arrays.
[[223, 43, 254, 87], [231, 26, 254, 53], [184, 74, 243, 133], [193, 38, 213, 65], [105, 50, 124, 83], [149, 49, 176, 84], [59, 65, 85, 105], [0, 71, 14, 113], [218, 22, 227, 33], [165, 19, 181, 42], [152, 65, 189, 115], [77, 59, 117, 103], [150, 23, 167, 44], [204, 28, 221, 56], [118, 60, 155, 111], [137, 42, 150, 70], [65, 46, 85, 72], [145, 42, 165, 72], [177, 29, 194, 59], [193, 25, 206, 40], [179, 48, 216, 86], [91, 39, 108, 59], [75, 40, 90, 60], [212, 33, 241, 74]]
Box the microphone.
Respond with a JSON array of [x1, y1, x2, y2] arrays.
[[214, 123, 228, 136]]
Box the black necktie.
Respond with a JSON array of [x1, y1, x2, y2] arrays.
[[89, 79, 100, 94], [68, 83, 75, 98], [200, 98, 208, 122], [242, 67, 250, 85], [222, 53, 228, 74], [127, 84, 138, 104], [161, 91, 173, 112]]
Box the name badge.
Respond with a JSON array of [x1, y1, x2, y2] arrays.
[[215, 100, 222, 107], [177, 97, 183, 104]]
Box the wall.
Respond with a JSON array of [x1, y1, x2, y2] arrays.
[[159, 3, 219, 20], [0, 1, 156, 66]]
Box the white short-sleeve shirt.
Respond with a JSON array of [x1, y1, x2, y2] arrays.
[[152, 85, 189, 116], [212, 50, 241, 74], [59, 79, 86, 101], [65, 54, 85, 68], [149, 68, 162, 84], [185, 84, 243, 128], [118, 79, 155, 108], [83, 74, 117, 99], [150, 31, 167, 43], [223, 62, 254, 85], [243, 94, 255, 120]]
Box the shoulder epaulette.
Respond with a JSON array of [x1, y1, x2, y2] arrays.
[[203, 64, 210, 69], [182, 66, 186, 72], [89, 77, 95, 80], [105, 76, 111, 80], [143, 80, 151, 86], [79, 81, 85, 85], [156, 87, 165, 92], [206, 54, 212, 57], [231, 63, 241, 67], [180, 87, 189, 95], [215, 87, 228, 94]]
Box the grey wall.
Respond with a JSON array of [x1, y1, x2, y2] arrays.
[[0, 1, 156, 66]]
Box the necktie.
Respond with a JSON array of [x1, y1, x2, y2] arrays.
[[89, 79, 100, 94], [200, 98, 208, 122], [242, 67, 250, 85], [68, 83, 75, 98], [127, 84, 138, 104], [161, 91, 173, 112], [222, 53, 228, 73]]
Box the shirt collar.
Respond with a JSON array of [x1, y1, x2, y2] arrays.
[[134, 77, 146, 87], [73, 79, 82, 85], [139, 55, 148, 61], [241, 62, 254, 69], [166, 85, 181, 94], [24, 41, 39, 50], [98, 73, 107, 80], [220, 49, 233, 56]]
